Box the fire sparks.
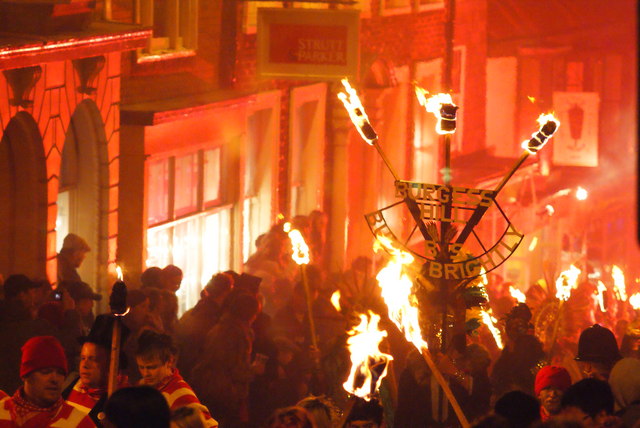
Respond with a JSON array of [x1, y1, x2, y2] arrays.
[[116, 265, 123, 281], [374, 235, 428, 350], [522, 113, 560, 155], [612, 265, 627, 302], [527, 96, 536, 103], [596, 280, 607, 313], [555, 265, 581, 301], [414, 85, 458, 135], [509, 286, 526, 303], [629, 293, 640, 310], [284, 222, 310, 265], [337, 78, 378, 145], [331, 290, 341, 312], [343, 311, 393, 401]]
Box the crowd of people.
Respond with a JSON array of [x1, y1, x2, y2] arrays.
[[1, 217, 640, 428]]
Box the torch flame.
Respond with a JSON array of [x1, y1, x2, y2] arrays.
[[629, 293, 640, 310], [338, 78, 378, 145], [374, 235, 428, 350], [480, 310, 504, 350], [116, 265, 123, 281], [596, 280, 607, 313], [522, 113, 560, 155], [555, 265, 581, 301], [331, 290, 341, 312], [283, 222, 310, 266], [612, 265, 627, 302], [509, 286, 526, 304], [343, 311, 393, 401], [414, 86, 458, 135]]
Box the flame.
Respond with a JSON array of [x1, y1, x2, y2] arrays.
[[575, 186, 588, 201], [374, 235, 428, 350], [612, 265, 627, 302], [596, 280, 607, 312], [522, 113, 560, 155], [414, 86, 457, 135], [331, 290, 341, 312], [629, 293, 640, 310], [343, 311, 393, 400], [527, 96, 536, 103], [116, 265, 123, 281], [509, 286, 526, 303], [480, 310, 504, 349], [338, 78, 378, 145], [284, 222, 310, 265], [555, 265, 581, 301]]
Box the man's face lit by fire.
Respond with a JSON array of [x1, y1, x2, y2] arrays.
[[23, 368, 65, 407], [137, 356, 172, 386], [538, 387, 562, 416], [79, 342, 108, 389]]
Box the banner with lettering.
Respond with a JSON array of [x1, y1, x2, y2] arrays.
[[552, 92, 600, 167], [257, 8, 360, 80]]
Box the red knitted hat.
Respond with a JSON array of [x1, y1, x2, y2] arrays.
[[534, 365, 572, 397], [20, 336, 68, 378]]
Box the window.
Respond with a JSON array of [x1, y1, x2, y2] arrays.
[[381, 0, 442, 16], [138, 0, 198, 58], [146, 148, 228, 315], [244, 1, 327, 34]]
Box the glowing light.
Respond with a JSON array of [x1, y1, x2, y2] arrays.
[[480, 310, 504, 349], [527, 96, 536, 103], [276, 213, 285, 221], [528, 236, 538, 252], [116, 265, 123, 281], [284, 222, 310, 265], [612, 265, 627, 302], [510, 286, 526, 303], [522, 113, 560, 155], [331, 290, 341, 312], [596, 280, 607, 312], [338, 78, 378, 145], [414, 86, 458, 135], [629, 293, 640, 310], [575, 186, 588, 201], [374, 235, 428, 350], [545, 204, 555, 216], [343, 311, 393, 401], [555, 265, 581, 301]]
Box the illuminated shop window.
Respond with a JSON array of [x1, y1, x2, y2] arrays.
[[146, 148, 229, 315], [138, 0, 198, 58]]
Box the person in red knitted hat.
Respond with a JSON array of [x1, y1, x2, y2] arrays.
[[0, 336, 95, 427], [535, 365, 572, 421]]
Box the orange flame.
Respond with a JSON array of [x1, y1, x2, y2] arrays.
[[414, 86, 457, 135], [343, 311, 393, 400], [612, 265, 627, 302], [480, 310, 504, 349], [284, 222, 310, 266], [116, 265, 123, 282], [338, 78, 378, 145], [527, 96, 536, 103], [629, 293, 640, 310], [331, 290, 341, 312], [509, 286, 526, 303], [374, 235, 428, 350], [521, 113, 560, 155], [596, 280, 607, 313], [555, 265, 581, 301]]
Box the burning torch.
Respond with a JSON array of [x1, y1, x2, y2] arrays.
[[284, 222, 318, 349], [414, 85, 459, 135], [108, 265, 129, 396], [338, 78, 400, 181]]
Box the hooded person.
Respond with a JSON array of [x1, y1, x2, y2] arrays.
[[57, 234, 91, 284], [0, 336, 96, 427], [535, 365, 572, 421], [63, 315, 130, 427], [608, 357, 640, 427]]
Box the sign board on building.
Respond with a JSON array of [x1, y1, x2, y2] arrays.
[[257, 8, 360, 80], [552, 92, 600, 167]]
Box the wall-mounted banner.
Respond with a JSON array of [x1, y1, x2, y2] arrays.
[[257, 8, 360, 80], [552, 92, 600, 167]]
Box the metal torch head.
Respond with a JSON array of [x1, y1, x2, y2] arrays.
[[439, 103, 459, 133], [109, 281, 128, 316], [525, 118, 559, 154]]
